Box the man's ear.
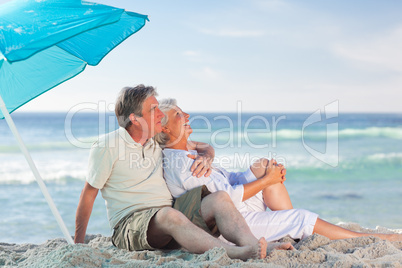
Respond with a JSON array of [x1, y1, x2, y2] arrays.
[[162, 126, 169, 133], [129, 113, 139, 125]]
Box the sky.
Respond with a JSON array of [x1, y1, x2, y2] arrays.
[[1, 0, 402, 113]]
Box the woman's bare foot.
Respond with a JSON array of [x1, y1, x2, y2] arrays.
[[256, 237, 268, 259], [383, 233, 402, 241]]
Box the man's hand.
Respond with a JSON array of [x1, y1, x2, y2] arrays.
[[187, 154, 213, 178], [187, 140, 215, 178], [262, 159, 286, 185]]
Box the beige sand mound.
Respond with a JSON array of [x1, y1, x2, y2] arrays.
[[1, 224, 401, 267]]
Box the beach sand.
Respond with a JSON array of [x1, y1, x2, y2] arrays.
[[1, 223, 401, 267]]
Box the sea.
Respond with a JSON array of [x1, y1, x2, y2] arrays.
[[1, 111, 401, 244]]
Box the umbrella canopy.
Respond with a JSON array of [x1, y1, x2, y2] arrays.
[[0, 0, 148, 244], [0, 0, 148, 118]]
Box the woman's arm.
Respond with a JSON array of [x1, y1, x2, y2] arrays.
[[242, 160, 285, 201]]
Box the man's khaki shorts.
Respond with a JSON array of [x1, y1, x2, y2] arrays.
[[112, 185, 219, 251]]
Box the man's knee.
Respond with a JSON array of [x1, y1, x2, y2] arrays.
[[156, 207, 189, 228], [148, 207, 187, 249], [204, 191, 231, 204], [199, 191, 233, 225], [201, 191, 234, 214]]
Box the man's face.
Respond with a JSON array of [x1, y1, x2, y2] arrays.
[[136, 96, 165, 139]]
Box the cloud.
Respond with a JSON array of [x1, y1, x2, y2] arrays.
[[199, 28, 266, 38], [190, 67, 220, 80], [182, 50, 217, 64], [202, 67, 219, 78], [333, 26, 402, 73], [252, 0, 291, 11], [182, 50, 199, 57]]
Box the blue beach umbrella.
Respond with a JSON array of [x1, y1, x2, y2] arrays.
[[0, 0, 149, 244]]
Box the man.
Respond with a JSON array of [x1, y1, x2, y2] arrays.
[[156, 98, 402, 242], [74, 85, 292, 260]]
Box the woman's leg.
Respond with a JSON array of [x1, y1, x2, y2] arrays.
[[313, 218, 402, 241], [241, 209, 318, 242], [262, 183, 293, 211], [250, 158, 293, 211]]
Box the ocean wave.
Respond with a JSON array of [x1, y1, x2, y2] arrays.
[[291, 152, 402, 170], [0, 171, 86, 185], [0, 142, 75, 153], [364, 152, 402, 166], [214, 151, 402, 171], [366, 152, 402, 160], [213, 153, 340, 171], [192, 127, 402, 143], [288, 127, 402, 140], [239, 127, 402, 141], [0, 136, 98, 153], [338, 127, 402, 139], [0, 152, 88, 184]]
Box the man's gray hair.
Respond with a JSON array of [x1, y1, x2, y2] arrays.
[[155, 98, 177, 146], [115, 84, 158, 128]]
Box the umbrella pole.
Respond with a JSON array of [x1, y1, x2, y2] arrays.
[[0, 95, 74, 245]]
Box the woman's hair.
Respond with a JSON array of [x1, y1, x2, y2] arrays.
[[155, 98, 177, 146], [115, 84, 157, 128]]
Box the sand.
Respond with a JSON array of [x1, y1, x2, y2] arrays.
[[1, 223, 401, 268]]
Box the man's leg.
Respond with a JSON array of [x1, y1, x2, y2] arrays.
[[199, 191, 261, 247], [313, 218, 402, 241], [146, 207, 267, 260], [250, 158, 293, 211], [199, 191, 293, 251]]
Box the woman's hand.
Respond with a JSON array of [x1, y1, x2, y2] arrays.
[[262, 159, 286, 185], [187, 154, 213, 178]]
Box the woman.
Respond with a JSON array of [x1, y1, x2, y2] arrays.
[[155, 98, 402, 243]]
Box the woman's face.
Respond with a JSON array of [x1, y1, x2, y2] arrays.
[[164, 105, 193, 143]]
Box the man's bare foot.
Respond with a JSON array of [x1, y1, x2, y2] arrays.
[[267, 242, 294, 252], [248, 237, 268, 259], [226, 237, 268, 260], [247, 237, 268, 259]]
